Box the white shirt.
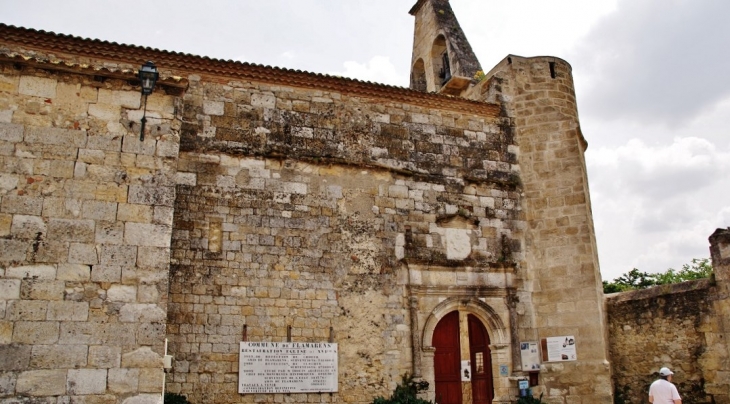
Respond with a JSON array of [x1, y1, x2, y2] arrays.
[[649, 379, 681, 403]]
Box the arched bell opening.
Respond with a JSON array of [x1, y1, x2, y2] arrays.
[[431, 34, 450, 91], [411, 58, 427, 92]]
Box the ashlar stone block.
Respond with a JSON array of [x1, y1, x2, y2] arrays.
[[20, 279, 65, 300], [48, 218, 95, 242], [124, 223, 171, 247], [16, 369, 67, 396], [5, 264, 56, 280], [6, 300, 47, 321], [10, 215, 47, 239], [98, 89, 142, 109], [18, 76, 57, 99], [0, 123, 23, 142], [30, 344, 88, 369], [57, 263, 91, 281], [0, 279, 21, 300], [46, 301, 89, 321], [100, 245, 138, 267], [67, 368, 107, 395], [108, 368, 139, 393], [1, 195, 43, 215], [24, 126, 87, 148], [121, 347, 162, 368], [119, 304, 166, 323], [89, 345, 121, 369], [13, 321, 59, 344], [68, 243, 99, 265], [0, 344, 31, 371], [107, 285, 137, 302]]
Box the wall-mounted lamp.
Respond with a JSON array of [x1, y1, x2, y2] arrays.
[[138, 61, 159, 141]]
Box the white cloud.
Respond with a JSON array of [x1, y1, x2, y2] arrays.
[[587, 136, 730, 279], [330, 56, 406, 86]]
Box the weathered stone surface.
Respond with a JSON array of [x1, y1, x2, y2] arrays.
[[30, 344, 88, 369], [47, 218, 95, 242], [20, 279, 64, 300], [12, 321, 59, 344], [56, 264, 91, 282], [0, 280, 21, 300], [119, 304, 165, 323], [6, 300, 47, 321], [108, 368, 138, 393], [24, 127, 86, 148], [0, 371, 17, 396], [88, 346, 121, 369], [46, 301, 89, 321], [107, 285, 137, 302], [124, 223, 171, 247], [0, 344, 31, 371], [127, 185, 175, 207], [10, 215, 46, 239], [15, 369, 66, 396], [67, 369, 107, 395], [5, 265, 56, 280], [0, 239, 27, 262], [68, 244, 99, 265], [99, 245, 137, 267], [121, 347, 162, 368], [18, 76, 57, 98], [0, 123, 23, 142], [1, 195, 43, 215]]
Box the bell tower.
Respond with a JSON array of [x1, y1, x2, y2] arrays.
[[409, 0, 482, 96]]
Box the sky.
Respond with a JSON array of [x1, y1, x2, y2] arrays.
[[1, 0, 728, 281]]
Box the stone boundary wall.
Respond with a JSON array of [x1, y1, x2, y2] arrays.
[[607, 229, 730, 404]]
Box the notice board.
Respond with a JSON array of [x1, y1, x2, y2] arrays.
[[541, 336, 577, 362], [239, 342, 338, 394]]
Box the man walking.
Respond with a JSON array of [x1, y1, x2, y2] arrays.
[[649, 367, 681, 404]]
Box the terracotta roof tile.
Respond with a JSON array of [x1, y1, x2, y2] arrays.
[[0, 23, 501, 118]]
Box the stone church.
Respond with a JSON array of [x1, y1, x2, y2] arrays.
[[0, 0, 613, 403]]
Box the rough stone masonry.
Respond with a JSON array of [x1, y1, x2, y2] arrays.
[[0, 1, 615, 403]]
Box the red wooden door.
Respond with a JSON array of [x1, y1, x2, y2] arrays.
[[433, 311, 462, 404], [468, 314, 493, 404]]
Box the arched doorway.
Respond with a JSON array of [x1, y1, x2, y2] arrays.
[[433, 311, 494, 404]]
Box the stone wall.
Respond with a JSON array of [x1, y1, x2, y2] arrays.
[[606, 228, 730, 404], [0, 62, 179, 403], [165, 76, 524, 403], [482, 56, 613, 404]]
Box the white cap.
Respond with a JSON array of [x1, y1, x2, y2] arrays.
[[659, 367, 674, 376]]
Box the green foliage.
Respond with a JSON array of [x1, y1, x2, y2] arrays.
[[515, 392, 543, 404], [164, 393, 190, 404], [603, 258, 713, 294], [373, 373, 432, 404], [613, 384, 630, 404]]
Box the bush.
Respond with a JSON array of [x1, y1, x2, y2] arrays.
[[164, 393, 190, 404], [372, 373, 432, 404]]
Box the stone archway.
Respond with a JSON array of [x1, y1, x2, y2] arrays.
[[420, 298, 510, 404]]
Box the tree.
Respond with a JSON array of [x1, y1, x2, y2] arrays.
[[603, 258, 713, 294]]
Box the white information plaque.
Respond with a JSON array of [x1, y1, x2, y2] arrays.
[[542, 336, 576, 362], [239, 342, 338, 394], [520, 341, 541, 371]]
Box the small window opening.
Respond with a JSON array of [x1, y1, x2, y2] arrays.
[[549, 61, 556, 79]]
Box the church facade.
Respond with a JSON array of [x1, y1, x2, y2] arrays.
[[0, 1, 612, 403]]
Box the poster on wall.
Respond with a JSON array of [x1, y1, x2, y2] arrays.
[[238, 342, 338, 394], [460, 360, 471, 381], [541, 336, 577, 362], [519, 341, 541, 371]]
